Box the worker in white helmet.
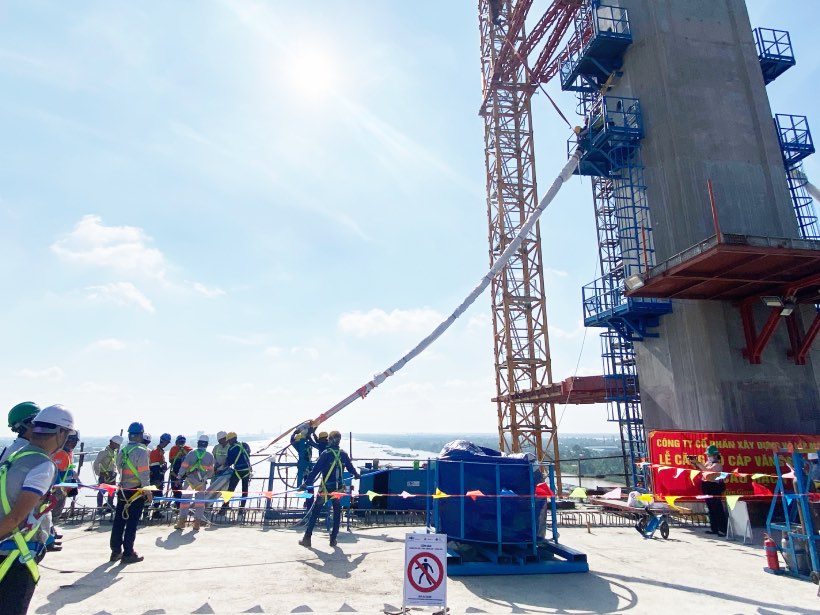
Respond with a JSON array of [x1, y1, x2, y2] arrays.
[[93, 436, 123, 512], [0, 404, 75, 613], [212, 431, 229, 471], [175, 436, 215, 530]]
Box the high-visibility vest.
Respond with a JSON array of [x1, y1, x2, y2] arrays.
[[0, 448, 51, 583], [320, 449, 343, 496]]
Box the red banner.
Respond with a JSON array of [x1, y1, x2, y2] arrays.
[[648, 430, 820, 497]]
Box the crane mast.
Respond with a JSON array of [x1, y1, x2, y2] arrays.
[[479, 0, 581, 484]]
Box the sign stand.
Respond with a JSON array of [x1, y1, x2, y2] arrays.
[[726, 500, 753, 544], [403, 533, 447, 612]]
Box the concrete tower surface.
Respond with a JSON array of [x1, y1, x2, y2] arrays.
[[613, 0, 820, 433]]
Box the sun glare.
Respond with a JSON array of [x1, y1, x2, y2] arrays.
[[283, 41, 343, 101]]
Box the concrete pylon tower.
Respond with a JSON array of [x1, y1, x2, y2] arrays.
[[613, 0, 820, 433]]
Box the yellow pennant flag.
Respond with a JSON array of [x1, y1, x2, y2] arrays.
[[689, 469, 700, 483], [221, 491, 233, 503], [432, 488, 449, 499], [366, 490, 381, 501], [751, 473, 767, 480], [726, 495, 741, 511], [665, 496, 680, 508], [569, 487, 587, 499], [638, 494, 654, 504]]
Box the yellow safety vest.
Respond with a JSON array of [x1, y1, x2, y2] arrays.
[[0, 449, 51, 583]]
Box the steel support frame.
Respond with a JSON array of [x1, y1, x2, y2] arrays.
[[786, 310, 820, 365], [740, 300, 783, 364], [480, 0, 561, 487]]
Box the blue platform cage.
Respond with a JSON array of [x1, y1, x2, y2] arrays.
[[775, 114, 815, 167], [754, 28, 796, 85]]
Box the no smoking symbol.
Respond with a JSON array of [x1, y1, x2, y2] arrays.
[[407, 551, 443, 592]]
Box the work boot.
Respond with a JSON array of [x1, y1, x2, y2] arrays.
[[109, 551, 122, 562], [193, 520, 204, 530], [329, 537, 338, 547], [298, 536, 312, 548], [174, 518, 186, 530], [121, 552, 144, 564]]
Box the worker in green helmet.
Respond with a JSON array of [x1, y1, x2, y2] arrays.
[[0, 404, 76, 615], [0, 402, 42, 463], [688, 444, 727, 536]]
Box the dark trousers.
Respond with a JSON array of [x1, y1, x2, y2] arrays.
[[303, 495, 342, 542], [0, 559, 37, 615], [110, 490, 145, 556], [702, 481, 727, 533], [221, 471, 250, 511]]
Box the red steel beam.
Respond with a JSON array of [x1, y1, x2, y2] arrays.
[[787, 311, 820, 365], [741, 300, 784, 364]]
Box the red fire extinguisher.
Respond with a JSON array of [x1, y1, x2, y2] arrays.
[[764, 534, 780, 571]]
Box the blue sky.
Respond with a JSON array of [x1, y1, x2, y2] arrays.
[[0, 1, 817, 439]]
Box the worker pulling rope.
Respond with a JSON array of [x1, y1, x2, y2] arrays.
[[257, 148, 583, 454]]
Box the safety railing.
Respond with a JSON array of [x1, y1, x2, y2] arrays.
[[754, 27, 794, 62], [775, 114, 815, 166]]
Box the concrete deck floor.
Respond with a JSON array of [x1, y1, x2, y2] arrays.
[[28, 522, 820, 614]]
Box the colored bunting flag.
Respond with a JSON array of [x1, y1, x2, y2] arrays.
[[657, 466, 672, 472], [665, 496, 680, 508], [399, 491, 414, 499], [601, 487, 621, 500], [568, 487, 587, 499], [717, 472, 729, 481], [331, 492, 345, 500], [466, 490, 485, 501], [638, 494, 654, 504], [674, 468, 685, 479], [751, 473, 767, 480], [689, 470, 700, 483], [293, 491, 311, 499], [726, 495, 741, 511], [752, 482, 773, 496], [366, 490, 381, 501], [501, 489, 516, 497], [221, 491, 233, 503], [535, 483, 554, 498], [262, 491, 274, 499], [432, 488, 449, 499]]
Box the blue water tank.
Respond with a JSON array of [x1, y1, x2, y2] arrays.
[[357, 467, 428, 511]]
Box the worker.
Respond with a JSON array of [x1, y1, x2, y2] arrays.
[[489, 0, 502, 25], [0, 402, 41, 462], [308, 430, 329, 455], [109, 422, 153, 564], [142, 432, 152, 447], [93, 436, 122, 512], [807, 452, 820, 493], [147, 433, 171, 520], [175, 436, 215, 530], [298, 430, 360, 548], [50, 430, 80, 533], [0, 403, 75, 614], [689, 444, 727, 537], [290, 423, 313, 487], [219, 432, 251, 515], [168, 436, 191, 508], [212, 431, 229, 471]]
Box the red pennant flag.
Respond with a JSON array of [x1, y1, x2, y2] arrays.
[[465, 490, 485, 501], [535, 482, 554, 497], [751, 482, 773, 497]]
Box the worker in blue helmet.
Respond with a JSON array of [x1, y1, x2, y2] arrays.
[[290, 421, 313, 488], [298, 430, 360, 549], [109, 422, 152, 564]]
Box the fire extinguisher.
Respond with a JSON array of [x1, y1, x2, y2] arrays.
[[764, 534, 780, 571]]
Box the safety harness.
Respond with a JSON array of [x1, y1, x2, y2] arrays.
[[119, 443, 148, 517], [319, 448, 343, 498], [229, 443, 250, 480], [0, 449, 51, 583]]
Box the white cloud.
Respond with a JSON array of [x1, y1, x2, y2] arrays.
[[550, 321, 586, 340], [187, 281, 226, 298], [545, 268, 569, 278], [263, 346, 283, 357], [51, 214, 168, 282], [338, 307, 443, 337], [220, 334, 267, 347], [290, 346, 319, 360], [467, 312, 491, 331], [17, 366, 65, 381], [85, 282, 155, 313], [88, 338, 126, 351]]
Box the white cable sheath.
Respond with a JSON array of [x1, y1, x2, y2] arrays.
[[258, 150, 582, 452]]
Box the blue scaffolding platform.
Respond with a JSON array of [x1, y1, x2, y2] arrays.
[[754, 28, 796, 85], [560, 3, 632, 93], [427, 459, 589, 576], [775, 114, 818, 240], [582, 274, 672, 341], [568, 96, 643, 177]]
